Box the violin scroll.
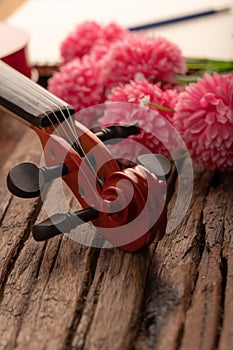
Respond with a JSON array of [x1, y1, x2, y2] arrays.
[[30, 162, 167, 252]]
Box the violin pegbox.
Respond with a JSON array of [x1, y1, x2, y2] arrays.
[[1, 60, 169, 252], [6, 122, 169, 252]]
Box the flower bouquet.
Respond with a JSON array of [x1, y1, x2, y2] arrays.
[[48, 21, 233, 171]]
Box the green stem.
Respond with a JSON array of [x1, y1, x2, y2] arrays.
[[186, 57, 233, 71], [149, 102, 174, 112]]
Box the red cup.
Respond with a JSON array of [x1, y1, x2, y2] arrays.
[[0, 22, 31, 78]]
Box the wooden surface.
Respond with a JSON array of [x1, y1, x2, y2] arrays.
[[0, 108, 232, 350], [1, 2, 233, 349], [0, 0, 26, 21]]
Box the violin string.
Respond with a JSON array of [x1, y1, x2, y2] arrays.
[[1, 82, 57, 134], [1, 83, 103, 208], [10, 66, 98, 178], [0, 64, 77, 145], [1, 84, 76, 157], [0, 62, 88, 155], [0, 63, 99, 178], [1, 79, 101, 185]]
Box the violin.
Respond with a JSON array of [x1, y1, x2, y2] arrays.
[[0, 60, 169, 252]]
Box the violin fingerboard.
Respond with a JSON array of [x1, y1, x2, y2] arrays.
[[0, 60, 75, 128]]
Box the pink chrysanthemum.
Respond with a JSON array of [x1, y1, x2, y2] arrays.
[[60, 21, 102, 63], [89, 31, 127, 61], [107, 80, 178, 122], [98, 81, 179, 161], [48, 56, 105, 128], [174, 73, 233, 170], [91, 23, 129, 60], [101, 33, 186, 86], [61, 21, 129, 64], [100, 22, 129, 43]]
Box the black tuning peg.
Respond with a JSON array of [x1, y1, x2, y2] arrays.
[[137, 154, 171, 179], [32, 207, 99, 241], [7, 162, 69, 199], [95, 122, 140, 144]]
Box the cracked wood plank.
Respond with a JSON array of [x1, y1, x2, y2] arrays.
[[0, 126, 42, 295], [9, 181, 100, 350], [177, 171, 233, 350], [0, 113, 26, 221], [0, 114, 25, 169], [76, 248, 151, 350], [219, 172, 233, 350], [179, 182, 228, 350], [133, 165, 215, 350]]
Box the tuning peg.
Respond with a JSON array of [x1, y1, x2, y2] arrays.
[[7, 162, 68, 198], [32, 207, 99, 241], [137, 154, 171, 178], [95, 122, 140, 144]]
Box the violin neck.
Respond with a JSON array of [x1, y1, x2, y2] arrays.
[[0, 60, 74, 128]]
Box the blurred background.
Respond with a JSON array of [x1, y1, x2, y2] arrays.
[[0, 0, 233, 70]]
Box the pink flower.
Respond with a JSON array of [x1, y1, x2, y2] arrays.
[[91, 23, 129, 60], [60, 21, 102, 63], [60, 21, 129, 64], [48, 56, 105, 128], [98, 81, 179, 161], [174, 73, 233, 170], [107, 80, 178, 121], [100, 22, 129, 43], [101, 33, 186, 86]]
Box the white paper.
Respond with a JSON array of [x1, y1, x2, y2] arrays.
[[7, 0, 233, 65]]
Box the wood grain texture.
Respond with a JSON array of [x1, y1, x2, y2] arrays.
[[0, 112, 232, 350]]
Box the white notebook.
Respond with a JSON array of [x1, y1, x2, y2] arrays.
[[7, 0, 233, 65]]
